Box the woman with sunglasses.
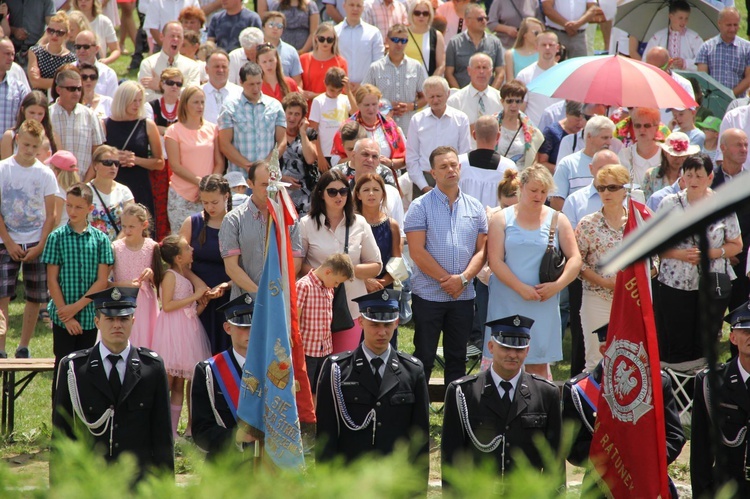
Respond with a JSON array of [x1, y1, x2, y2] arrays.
[[105, 81, 165, 238], [28, 12, 77, 91], [299, 23, 349, 103], [497, 80, 543, 170], [299, 169, 382, 353], [503, 17, 543, 81], [655, 154, 742, 364], [69, 0, 122, 65], [264, 0, 320, 53], [88, 145, 135, 241], [79, 63, 112, 121], [617, 107, 663, 188], [575, 165, 632, 371], [144, 68, 184, 238], [405, 1, 445, 76], [257, 43, 299, 100]]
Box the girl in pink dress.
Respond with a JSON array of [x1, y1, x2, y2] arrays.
[[152, 235, 211, 438], [110, 204, 159, 348]]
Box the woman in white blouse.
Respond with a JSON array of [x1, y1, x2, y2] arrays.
[[617, 107, 663, 188], [655, 153, 742, 364], [300, 170, 382, 353]]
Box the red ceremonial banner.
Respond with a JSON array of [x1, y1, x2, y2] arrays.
[[589, 198, 669, 498]]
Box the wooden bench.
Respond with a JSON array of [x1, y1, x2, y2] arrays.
[[0, 358, 55, 438], [429, 377, 446, 404]]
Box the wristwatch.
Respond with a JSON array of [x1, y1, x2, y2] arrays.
[[460, 274, 469, 288]]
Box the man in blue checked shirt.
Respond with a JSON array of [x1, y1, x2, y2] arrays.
[[404, 145, 488, 384], [218, 62, 286, 179]]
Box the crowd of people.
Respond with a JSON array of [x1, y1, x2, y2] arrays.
[[2, 0, 750, 495]]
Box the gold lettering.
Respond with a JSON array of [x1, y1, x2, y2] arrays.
[[269, 279, 281, 296]]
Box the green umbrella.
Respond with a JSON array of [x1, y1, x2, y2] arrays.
[[674, 69, 734, 117]]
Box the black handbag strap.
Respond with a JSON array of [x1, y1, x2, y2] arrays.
[[90, 182, 120, 235], [344, 223, 349, 254], [547, 211, 558, 250]]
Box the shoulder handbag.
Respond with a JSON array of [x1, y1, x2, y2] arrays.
[[331, 224, 355, 333], [539, 211, 567, 283], [677, 196, 731, 299], [89, 183, 120, 236]]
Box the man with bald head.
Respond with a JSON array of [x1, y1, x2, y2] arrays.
[[560, 148, 620, 377], [712, 128, 750, 324], [644, 46, 695, 126], [716, 98, 750, 172], [696, 7, 750, 96], [445, 4, 504, 89], [74, 31, 118, 98]]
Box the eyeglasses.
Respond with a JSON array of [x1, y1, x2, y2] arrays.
[[74, 44, 94, 50], [163, 80, 183, 87], [413, 10, 430, 17], [389, 37, 408, 44], [81, 74, 98, 81], [632, 123, 655, 129], [266, 22, 284, 29], [474, 16, 488, 21], [595, 184, 625, 193], [59, 85, 82, 92], [504, 98, 523, 104], [46, 27, 68, 37], [326, 187, 349, 197], [317, 36, 335, 44], [100, 159, 121, 167]]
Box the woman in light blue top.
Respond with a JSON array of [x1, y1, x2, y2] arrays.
[[504, 17, 543, 81]]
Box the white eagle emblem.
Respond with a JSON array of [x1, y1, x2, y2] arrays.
[[602, 339, 654, 424], [614, 361, 638, 397]]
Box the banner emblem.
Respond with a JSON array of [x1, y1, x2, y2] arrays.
[[602, 339, 653, 424]]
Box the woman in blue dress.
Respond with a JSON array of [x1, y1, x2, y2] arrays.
[[178, 174, 232, 355], [485, 164, 581, 379]]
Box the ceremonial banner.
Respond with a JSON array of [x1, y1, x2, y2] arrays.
[[236, 205, 305, 470], [589, 198, 669, 497]]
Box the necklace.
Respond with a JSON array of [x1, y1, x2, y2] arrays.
[[160, 98, 178, 123], [46, 43, 63, 56]]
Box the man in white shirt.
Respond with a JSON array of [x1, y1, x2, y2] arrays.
[[516, 31, 563, 127], [138, 22, 201, 101], [644, 0, 704, 71], [144, 0, 200, 48], [362, 0, 408, 41], [447, 53, 503, 146], [541, 0, 600, 58], [716, 111, 750, 170], [406, 76, 471, 195], [74, 31, 118, 98], [202, 50, 242, 124], [335, 0, 384, 87], [228, 27, 264, 85]]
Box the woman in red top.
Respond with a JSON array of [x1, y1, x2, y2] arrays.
[[299, 23, 348, 104], [258, 43, 299, 101]]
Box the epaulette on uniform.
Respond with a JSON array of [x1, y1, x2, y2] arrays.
[[567, 372, 589, 384], [452, 373, 479, 386], [66, 349, 91, 362], [530, 373, 557, 387], [397, 351, 422, 366], [137, 347, 163, 362], [329, 350, 354, 363]]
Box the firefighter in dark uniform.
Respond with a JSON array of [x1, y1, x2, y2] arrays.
[[441, 315, 563, 488], [51, 287, 174, 482], [692, 302, 750, 498], [191, 293, 253, 458], [315, 289, 430, 484], [563, 323, 685, 496]]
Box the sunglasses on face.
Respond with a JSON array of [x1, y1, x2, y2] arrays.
[[326, 187, 349, 197], [74, 44, 94, 50], [163, 80, 183, 87], [504, 98, 523, 104], [46, 27, 68, 37], [595, 184, 624, 192], [389, 37, 408, 44], [60, 85, 82, 93], [266, 22, 284, 29], [317, 35, 335, 43], [632, 123, 654, 129], [413, 10, 430, 17], [81, 74, 98, 81], [100, 159, 121, 167], [474, 16, 488, 21]]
